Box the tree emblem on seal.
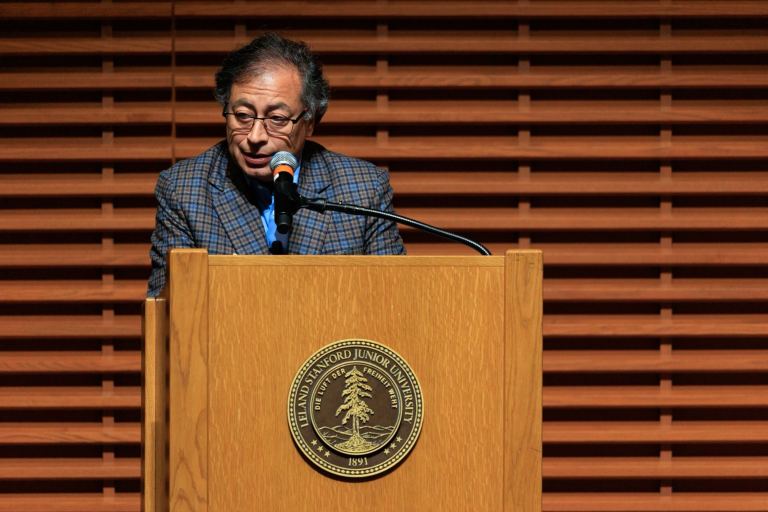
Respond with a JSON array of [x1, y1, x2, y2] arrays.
[[334, 367, 377, 453]]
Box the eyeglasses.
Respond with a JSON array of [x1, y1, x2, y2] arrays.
[[223, 109, 307, 136]]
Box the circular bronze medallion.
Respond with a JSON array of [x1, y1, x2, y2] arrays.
[[287, 339, 424, 478]]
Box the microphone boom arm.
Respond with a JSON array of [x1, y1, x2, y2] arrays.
[[300, 196, 492, 256]]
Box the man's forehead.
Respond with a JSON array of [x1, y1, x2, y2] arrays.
[[230, 65, 302, 101]]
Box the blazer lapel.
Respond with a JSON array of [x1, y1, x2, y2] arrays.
[[289, 142, 332, 254], [209, 152, 270, 255]]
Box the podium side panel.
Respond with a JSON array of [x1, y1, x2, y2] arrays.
[[505, 250, 543, 512], [143, 297, 168, 512], [206, 256, 506, 512], [169, 249, 209, 512]]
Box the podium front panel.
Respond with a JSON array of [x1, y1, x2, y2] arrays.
[[160, 252, 541, 512]]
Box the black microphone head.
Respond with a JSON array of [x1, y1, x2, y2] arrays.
[[269, 151, 298, 172]]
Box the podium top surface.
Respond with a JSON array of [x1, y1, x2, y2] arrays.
[[174, 249, 541, 268]]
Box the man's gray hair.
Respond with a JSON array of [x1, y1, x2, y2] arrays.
[[214, 32, 330, 127]]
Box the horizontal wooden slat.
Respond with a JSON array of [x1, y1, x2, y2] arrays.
[[0, 105, 170, 126], [0, 71, 172, 90], [544, 421, 768, 444], [0, 281, 146, 303], [0, 494, 139, 512], [0, 138, 171, 161], [545, 279, 768, 301], [0, 458, 139, 479], [0, 316, 141, 339], [537, 244, 768, 266], [391, 172, 768, 196], [544, 457, 768, 478], [406, 243, 768, 266], [0, 37, 171, 56], [0, 423, 140, 444], [0, 2, 170, 19], [0, 175, 156, 197], [544, 492, 768, 512], [545, 314, 768, 337], [0, 352, 140, 373], [396, 207, 768, 231], [173, 1, 768, 18], [0, 387, 140, 409], [545, 350, 768, 373], [0, 244, 149, 267], [172, 34, 768, 54], [544, 385, 768, 408], [0, 209, 155, 231]]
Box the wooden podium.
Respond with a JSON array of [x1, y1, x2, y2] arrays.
[[143, 249, 542, 512]]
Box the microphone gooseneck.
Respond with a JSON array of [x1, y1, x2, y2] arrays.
[[300, 197, 492, 256]]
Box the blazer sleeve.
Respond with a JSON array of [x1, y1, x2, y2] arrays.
[[364, 167, 406, 255], [146, 170, 196, 296]]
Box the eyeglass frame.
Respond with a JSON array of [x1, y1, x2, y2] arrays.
[[222, 107, 308, 135]]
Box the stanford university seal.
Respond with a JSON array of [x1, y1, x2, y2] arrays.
[[287, 339, 424, 478]]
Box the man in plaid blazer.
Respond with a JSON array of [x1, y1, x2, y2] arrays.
[[147, 34, 404, 297]]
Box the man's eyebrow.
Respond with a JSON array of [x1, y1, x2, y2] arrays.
[[264, 101, 291, 112], [230, 98, 253, 108], [230, 98, 294, 112]]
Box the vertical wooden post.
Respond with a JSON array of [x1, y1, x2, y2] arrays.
[[169, 249, 209, 511], [505, 250, 543, 512], [143, 297, 168, 512]]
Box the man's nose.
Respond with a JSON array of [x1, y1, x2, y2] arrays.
[[246, 118, 269, 144]]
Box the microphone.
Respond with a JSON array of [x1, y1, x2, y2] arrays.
[[270, 151, 300, 234]]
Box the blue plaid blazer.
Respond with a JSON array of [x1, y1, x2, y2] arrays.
[[147, 140, 405, 296]]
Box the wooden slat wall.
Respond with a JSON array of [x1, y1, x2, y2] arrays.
[[1, 1, 767, 510]]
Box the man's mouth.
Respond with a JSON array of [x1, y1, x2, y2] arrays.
[[242, 153, 271, 167]]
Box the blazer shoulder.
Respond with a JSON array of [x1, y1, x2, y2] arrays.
[[306, 141, 387, 193], [158, 140, 229, 188]]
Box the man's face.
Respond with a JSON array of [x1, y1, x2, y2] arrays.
[[225, 65, 313, 182]]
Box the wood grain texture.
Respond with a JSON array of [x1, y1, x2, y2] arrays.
[[544, 457, 768, 478], [544, 386, 768, 408], [0, 387, 140, 409], [544, 492, 768, 512], [200, 254, 536, 511], [0, 423, 140, 445], [0, 244, 148, 267], [172, 1, 768, 18], [168, 250, 208, 512], [143, 297, 168, 512], [0, 351, 140, 372], [171, 34, 768, 55], [544, 421, 768, 443], [0, 458, 140, 479], [0, 494, 141, 512], [505, 250, 543, 512]]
